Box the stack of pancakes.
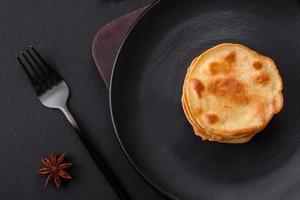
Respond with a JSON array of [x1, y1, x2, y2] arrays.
[[182, 43, 283, 143]]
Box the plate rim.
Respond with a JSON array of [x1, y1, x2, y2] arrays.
[[108, 0, 178, 199]]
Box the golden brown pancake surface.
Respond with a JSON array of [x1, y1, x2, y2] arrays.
[[182, 43, 283, 143]]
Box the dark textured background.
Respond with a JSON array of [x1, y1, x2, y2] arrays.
[[0, 0, 165, 199]]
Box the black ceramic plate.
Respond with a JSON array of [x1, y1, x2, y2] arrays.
[[110, 0, 300, 199]]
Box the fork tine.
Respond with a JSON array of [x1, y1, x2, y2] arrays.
[[21, 51, 43, 83], [17, 55, 37, 86], [29, 46, 62, 83], [29, 46, 55, 74], [17, 52, 46, 95], [17, 46, 63, 96], [26, 48, 49, 78]]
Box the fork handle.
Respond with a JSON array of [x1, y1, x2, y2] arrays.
[[60, 106, 79, 130], [60, 105, 130, 200]]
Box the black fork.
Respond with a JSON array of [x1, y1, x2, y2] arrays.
[[17, 46, 130, 200]]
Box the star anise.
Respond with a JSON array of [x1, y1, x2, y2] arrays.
[[38, 152, 72, 189]]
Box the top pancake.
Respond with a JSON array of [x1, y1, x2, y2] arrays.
[[184, 43, 283, 137]]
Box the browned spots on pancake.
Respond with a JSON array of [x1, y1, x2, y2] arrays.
[[255, 72, 270, 85], [253, 61, 263, 70], [225, 51, 236, 64], [208, 77, 249, 105], [191, 79, 205, 98], [209, 62, 232, 75], [206, 114, 219, 124], [209, 51, 236, 76], [195, 108, 203, 116]]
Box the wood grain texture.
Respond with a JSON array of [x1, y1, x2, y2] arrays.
[[92, 6, 148, 89]]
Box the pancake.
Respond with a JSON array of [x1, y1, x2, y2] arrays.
[[182, 56, 258, 143], [182, 43, 283, 143]]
